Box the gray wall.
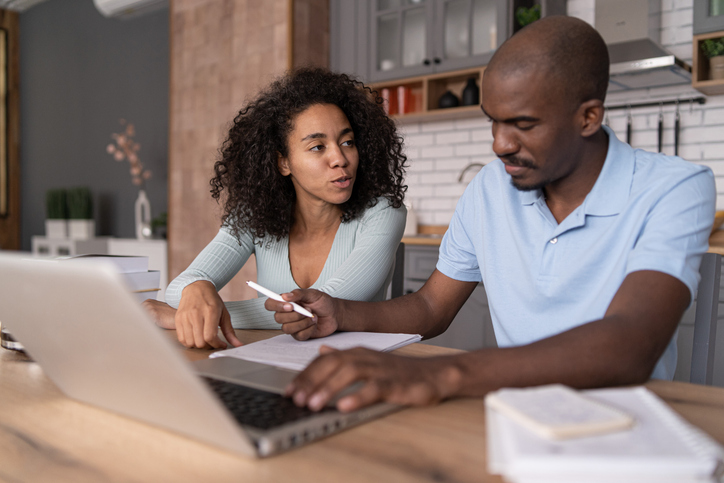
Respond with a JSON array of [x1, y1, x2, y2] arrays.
[[20, 0, 169, 250]]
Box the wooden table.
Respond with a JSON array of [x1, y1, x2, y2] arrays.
[[2, 329, 724, 483]]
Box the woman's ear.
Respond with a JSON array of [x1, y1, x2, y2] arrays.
[[277, 153, 291, 176]]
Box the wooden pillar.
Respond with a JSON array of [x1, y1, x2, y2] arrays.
[[168, 0, 328, 301], [0, 9, 20, 251]]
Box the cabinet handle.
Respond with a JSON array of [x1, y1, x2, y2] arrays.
[[423, 59, 431, 66], [433, 57, 441, 64]]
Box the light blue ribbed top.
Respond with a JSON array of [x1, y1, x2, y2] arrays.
[[166, 199, 406, 329]]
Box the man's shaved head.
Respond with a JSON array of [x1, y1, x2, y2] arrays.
[[486, 16, 609, 109]]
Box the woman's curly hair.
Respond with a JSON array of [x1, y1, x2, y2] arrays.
[[210, 67, 407, 243]]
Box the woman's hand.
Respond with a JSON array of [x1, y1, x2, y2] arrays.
[[141, 299, 178, 329], [265, 288, 341, 340], [175, 281, 242, 349]]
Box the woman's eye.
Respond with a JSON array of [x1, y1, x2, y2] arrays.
[[310, 145, 324, 152], [341, 139, 355, 147]]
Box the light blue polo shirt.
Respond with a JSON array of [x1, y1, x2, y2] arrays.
[[437, 126, 716, 380]]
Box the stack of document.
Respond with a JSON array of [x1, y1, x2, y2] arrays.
[[486, 385, 724, 483], [64, 255, 160, 302], [211, 332, 422, 371]]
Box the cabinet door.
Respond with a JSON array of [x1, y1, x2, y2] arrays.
[[369, 0, 436, 81], [432, 0, 508, 72]]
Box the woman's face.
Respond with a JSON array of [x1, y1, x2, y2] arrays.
[[278, 103, 359, 207]]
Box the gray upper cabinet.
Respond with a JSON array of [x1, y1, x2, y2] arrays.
[[330, 0, 509, 82], [694, 0, 724, 35]]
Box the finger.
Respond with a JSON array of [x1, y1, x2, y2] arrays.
[[201, 307, 227, 350], [264, 297, 297, 315], [274, 310, 310, 326], [336, 380, 384, 412], [175, 314, 187, 346], [319, 345, 339, 354], [191, 312, 210, 349], [286, 352, 348, 402], [219, 308, 242, 347], [305, 362, 367, 411], [280, 319, 317, 338]]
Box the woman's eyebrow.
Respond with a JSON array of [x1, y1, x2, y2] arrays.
[[300, 132, 326, 142]]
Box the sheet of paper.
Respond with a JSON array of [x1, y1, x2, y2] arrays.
[[210, 332, 422, 371]]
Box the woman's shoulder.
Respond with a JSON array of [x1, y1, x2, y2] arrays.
[[359, 197, 407, 220]]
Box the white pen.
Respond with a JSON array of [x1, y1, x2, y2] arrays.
[[246, 280, 314, 319]]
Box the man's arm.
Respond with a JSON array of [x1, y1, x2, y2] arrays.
[[268, 269, 478, 340], [283, 269, 689, 412]]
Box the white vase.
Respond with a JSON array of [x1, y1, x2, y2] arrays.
[[68, 219, 95, 240], [45, 219, 68, 239], [135, 189, 152, 240]]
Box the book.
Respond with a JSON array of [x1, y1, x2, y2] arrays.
[[210, 332, 423, 371], [485, 384, 635, 440], [486, 386, 724, 482], [63, 254, 149, 273], [120, 270, 161, 292]]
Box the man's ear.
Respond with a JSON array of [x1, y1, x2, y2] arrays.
[[278, 153, 291, 176], [577, 99, 605, 138]]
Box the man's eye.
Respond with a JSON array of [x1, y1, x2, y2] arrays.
[[516, 123, 535, 131]]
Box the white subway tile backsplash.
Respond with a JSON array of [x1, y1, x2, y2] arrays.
[[436, 131, 471, 145], [421, 120, 458, 133], [405, 133, 435, 148], [419, 145, 455, 159], [454, 117, 488, 129], [471, 128, 493, 142], [455, 143, 492, 156], [408, 160, 435, 173]]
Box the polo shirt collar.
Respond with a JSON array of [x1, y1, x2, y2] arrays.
[[518, 125, 634, 216], [583, 125, 634, 216]]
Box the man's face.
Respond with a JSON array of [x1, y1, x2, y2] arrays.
[[481, 68, 582, 192]]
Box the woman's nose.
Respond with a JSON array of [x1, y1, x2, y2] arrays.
[[328, 145, 349, 168]]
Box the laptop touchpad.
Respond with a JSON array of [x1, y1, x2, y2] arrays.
[[193, 357, 297, 394]]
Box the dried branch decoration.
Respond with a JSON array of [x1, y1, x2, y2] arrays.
[[106, 119, 152, 187]]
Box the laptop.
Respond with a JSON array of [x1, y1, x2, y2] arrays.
[[0, 253, 399, 457]]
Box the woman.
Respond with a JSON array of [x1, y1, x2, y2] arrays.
[[145, 67, 407, 350]]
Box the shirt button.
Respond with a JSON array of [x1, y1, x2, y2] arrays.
[[550, 237, 558, 244]]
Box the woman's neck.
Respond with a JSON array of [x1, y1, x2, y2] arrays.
[[291, 198, 343, 237]]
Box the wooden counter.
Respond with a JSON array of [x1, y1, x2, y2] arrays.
[[2, 329, 724, 483]]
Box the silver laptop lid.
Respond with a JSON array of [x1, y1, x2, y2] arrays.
[[0, 253, 255, 455]]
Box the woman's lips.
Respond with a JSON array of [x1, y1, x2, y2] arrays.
[[333, 177, 352, 188]]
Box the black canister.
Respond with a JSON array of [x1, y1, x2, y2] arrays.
[[461, 77, 480, 106], [438, 90, 460, 109]]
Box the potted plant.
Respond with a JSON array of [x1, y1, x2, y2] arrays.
[[67, 187, 95, 240], [45, 188, 68, 239], [701, 37, 724, 81]]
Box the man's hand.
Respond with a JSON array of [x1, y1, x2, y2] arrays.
[[285, 347, 462, 412], [264, 289, 341, 340], [141, 299, 178, 329], [175, 281, 242, 350]]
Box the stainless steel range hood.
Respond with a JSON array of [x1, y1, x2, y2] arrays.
[[595, 0, 692, 92]]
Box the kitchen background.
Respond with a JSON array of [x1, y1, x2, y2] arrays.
[[402, 0, 724, 226]]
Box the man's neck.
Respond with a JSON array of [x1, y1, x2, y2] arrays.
[[543, 130, 609, 224]]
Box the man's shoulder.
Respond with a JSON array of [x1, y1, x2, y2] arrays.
[[632, 149, 711, 181]]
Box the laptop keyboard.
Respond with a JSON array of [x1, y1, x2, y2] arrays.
[[202, 377, 335, 430]]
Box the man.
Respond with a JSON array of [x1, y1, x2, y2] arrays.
[[266, 16, 716, 413]]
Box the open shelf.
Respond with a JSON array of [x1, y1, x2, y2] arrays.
[[693, 30, 724, 96], [372, 67, 486, 124]]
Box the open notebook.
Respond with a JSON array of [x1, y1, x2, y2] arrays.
[[486, 386, 724, 483], [211, 332, 422, 371]]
